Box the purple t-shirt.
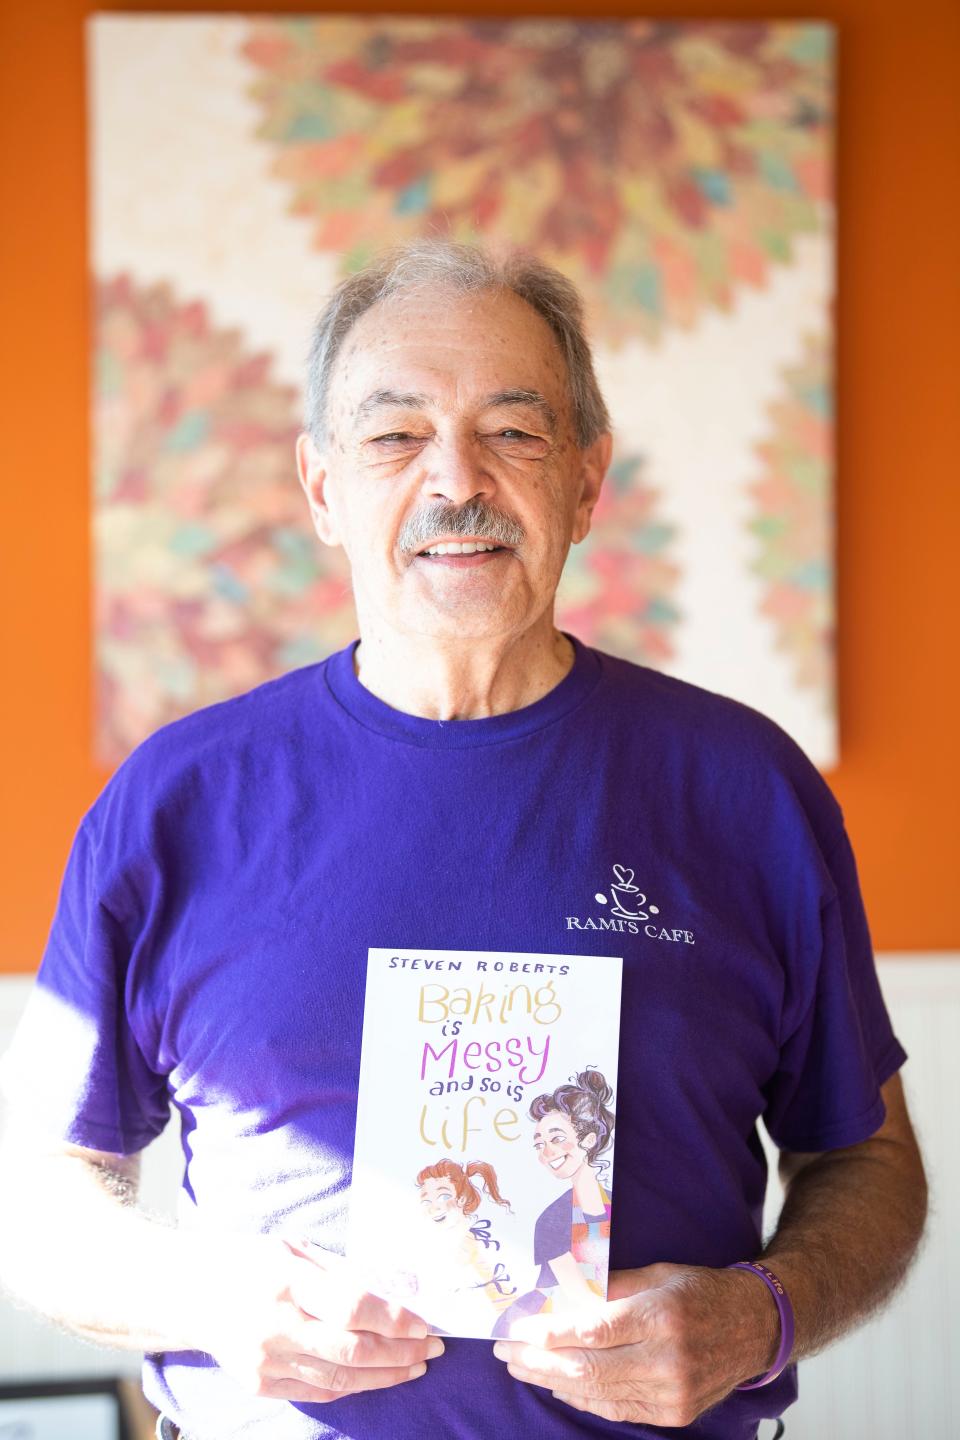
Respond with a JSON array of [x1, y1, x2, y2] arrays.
[[2, 636, 906, 1439]]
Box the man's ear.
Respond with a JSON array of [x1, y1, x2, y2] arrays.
[[571, 431, 613, 545], [296, 432, 343, 547]]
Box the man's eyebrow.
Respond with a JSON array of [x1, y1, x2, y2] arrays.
[[353, 386, 558, 430], [483, 389, 558, 430], [355, 389, 431, 421]]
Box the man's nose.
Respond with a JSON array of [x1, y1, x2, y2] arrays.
[[423, 434, 494, 506]]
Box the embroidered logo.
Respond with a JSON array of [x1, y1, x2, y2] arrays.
[[565, 863, 695, 944]]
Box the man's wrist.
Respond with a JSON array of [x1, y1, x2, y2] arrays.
[[722, 1265, 782, 1385], [727, 1261, 796, 1388]]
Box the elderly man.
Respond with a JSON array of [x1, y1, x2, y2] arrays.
[[0, 241, 925, 1440]]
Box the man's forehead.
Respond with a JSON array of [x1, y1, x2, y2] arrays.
[[331, 287, 571, 410]]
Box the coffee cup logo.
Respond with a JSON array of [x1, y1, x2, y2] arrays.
[[607, 864, 652, 920], [575, 862, 672, 937]]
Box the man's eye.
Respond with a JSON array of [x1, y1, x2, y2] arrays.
[[487, 429, 549, 455], [373, 432, 417, 444]]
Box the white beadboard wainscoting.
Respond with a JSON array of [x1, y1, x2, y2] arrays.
[[1, 957, 956, 1437]]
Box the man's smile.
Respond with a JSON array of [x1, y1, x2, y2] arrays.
[[408, 534, 515, 569], [420, 542, 499, 556], [413, 547, 510, 568]]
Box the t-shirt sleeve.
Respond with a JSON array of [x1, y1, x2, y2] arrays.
[[0, 817, 170, 1155], [762, 820, 907, 1154]]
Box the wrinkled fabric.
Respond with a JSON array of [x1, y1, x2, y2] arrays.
[[3, 636, 905, 1440]]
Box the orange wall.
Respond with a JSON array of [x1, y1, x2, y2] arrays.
[[1, 0, 957, 969]]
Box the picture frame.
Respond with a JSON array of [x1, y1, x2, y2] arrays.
[[0, 1378, 131, 1440]]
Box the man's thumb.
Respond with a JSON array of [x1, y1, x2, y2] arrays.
[[607, 1262, 682, 1302]]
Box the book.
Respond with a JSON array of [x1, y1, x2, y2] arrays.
[[348, 947, 623, 1339]]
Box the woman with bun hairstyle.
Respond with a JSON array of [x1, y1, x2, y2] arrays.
[[415, 1158, 518, 1333], [492, 1068, 614, 1336]]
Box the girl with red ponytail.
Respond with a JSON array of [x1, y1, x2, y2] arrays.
[[415, 1158, 517, 1334]]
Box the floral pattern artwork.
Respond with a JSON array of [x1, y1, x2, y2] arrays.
[[242, 18, 831, 341], [748, 331, 833, 696], [556, 455, 681, 662], [94, 274, 355, 765], [89, 15, 836, 765]]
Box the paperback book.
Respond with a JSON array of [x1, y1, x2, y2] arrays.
[[348, 947, 623, 1339]]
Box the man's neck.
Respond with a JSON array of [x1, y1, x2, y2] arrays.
[[352, 619, 575, 721]]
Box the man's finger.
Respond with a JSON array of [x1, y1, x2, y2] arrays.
[[504, 1363, 554, 1393], [552, 1391, 643, 1424], [504, 1295, 638, 1349], [500, 1336, 618, 1393], [289, 1318, 443, 1369], [287, 1241, 431, 1337], [496, 1344, 597, 1391], [261, 1362, 427, 1403], [606, 1264, 674, 1303], [290, 1265, 429, 1338], [283, 1356, 429, 1396], [505, 1348, 659, 1408]]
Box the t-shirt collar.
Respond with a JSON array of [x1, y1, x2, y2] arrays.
[[323, 631, 602, 747]]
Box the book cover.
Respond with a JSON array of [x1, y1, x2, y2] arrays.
[[348, 947, 623, 1339]]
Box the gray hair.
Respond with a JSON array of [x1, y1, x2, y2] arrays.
[[305, 239, 611, 450]]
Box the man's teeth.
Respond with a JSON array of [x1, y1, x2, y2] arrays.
[[422, 542, 498, 556], [549, 1156, 566, 1169]]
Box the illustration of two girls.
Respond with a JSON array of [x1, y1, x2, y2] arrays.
[[413, 1068, 615, 1339]]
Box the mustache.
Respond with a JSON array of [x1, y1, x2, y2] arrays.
[[397, 500, 526, 555]]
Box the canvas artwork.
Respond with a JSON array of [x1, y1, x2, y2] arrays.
[[89, 17, 835, 766], [348, 948, 622, 1339]]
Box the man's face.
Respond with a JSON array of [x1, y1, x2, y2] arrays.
[[297, 287, 610, 642]]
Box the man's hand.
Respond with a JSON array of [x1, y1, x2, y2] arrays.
[[0, 1133, 445, 1401], [189, 1235, 443, 1404], [187, 1234, 442, 1404], [493, 1263, 777, 1428], [494, 1076, 927, 1427]]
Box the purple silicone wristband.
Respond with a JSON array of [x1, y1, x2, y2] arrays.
[[728, 1261, 795, 1390]]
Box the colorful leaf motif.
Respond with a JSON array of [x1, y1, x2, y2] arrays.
[[556, 454, 681, 663], [94, 274, 356, 764], [242, 18, 832, 339], [748, 331, 834, 699]]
